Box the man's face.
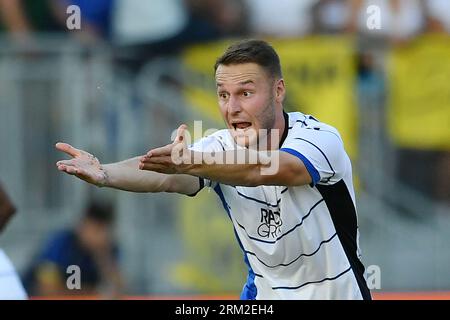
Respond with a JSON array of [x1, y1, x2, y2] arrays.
[[215, 63, 277, 148]]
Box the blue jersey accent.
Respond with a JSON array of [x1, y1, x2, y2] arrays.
[[214, 184, 258, 300], [280, 147, 321, 186]]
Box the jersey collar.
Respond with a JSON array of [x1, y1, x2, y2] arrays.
[[279, 111, 289, 149]]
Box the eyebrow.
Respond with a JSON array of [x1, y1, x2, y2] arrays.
[[216, 80, 255, 88], [239, 80, 255, 85]]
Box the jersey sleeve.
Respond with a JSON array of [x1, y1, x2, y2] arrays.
[[280, 126, 347, 186]]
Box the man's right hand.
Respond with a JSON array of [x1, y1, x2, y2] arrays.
[[55, 142, 107, 187]]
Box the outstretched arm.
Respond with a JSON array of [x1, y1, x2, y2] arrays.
[[139, 125, 312, 187], [55, 143, 200, 195]]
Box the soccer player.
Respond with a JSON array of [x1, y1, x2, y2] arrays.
[[56, 40, 371, 300]]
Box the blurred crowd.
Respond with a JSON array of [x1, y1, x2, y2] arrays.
[[22, 201, 123, 298], [0, 0, 450, 42], [1, 0, 450, 46], [1, 179, 122, 299], [1, 0, 450, 82], [0, 1, 448, 205]]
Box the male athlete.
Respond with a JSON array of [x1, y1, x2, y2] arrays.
[[56, 40, 371, 300]]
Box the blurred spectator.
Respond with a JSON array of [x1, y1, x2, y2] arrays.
[[424, 0, 450, 34], [0, 0, 114, 45], [347, 0, 426, 41], [397, 150, 450, 206], [184, 0, 248, 39], [312, 0, 351, 34], [0, 0, 62, 41], [50, 0, 114, 44], [112, 0, 248, 70], [24, 201, 123, 299], [245, 0, 317, 38], [111, 0, 188, 47], [0, 182, 28, 299], [435, 152, 450, 206], [0, 182, 16, 233]]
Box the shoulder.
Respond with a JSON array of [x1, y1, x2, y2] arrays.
[[282, 112, 349, 185], [285, 112, 343, 145], [287, 112, 342, 135]]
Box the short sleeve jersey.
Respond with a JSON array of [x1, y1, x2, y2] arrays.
[[189, 112, 371, 300]]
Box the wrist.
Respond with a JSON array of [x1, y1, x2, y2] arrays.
[[179, 150, 201, 175], [97, 165, 110, 188]]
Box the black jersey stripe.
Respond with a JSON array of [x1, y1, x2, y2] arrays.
[[235, 199, 324, 245], [235, 220, 279, 244], [316, 180, 372, 300], [216, 137, 226, 151], [272, 266, 352, 290], [293, 137, 336, 182], [275, 199, 324, 241], [186, 177, 205, 197], [235, 188, 282, 208], [304, 127, 342, 142], [245, 232, 338, 268], [288, 119, 308, 129]]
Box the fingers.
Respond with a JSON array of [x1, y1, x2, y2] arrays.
[[145, 124, 188, 158], [57, 163, 78, 175], [146, 144, 173, 157], [139, 154, 179, 174], [174, 124, 187, 143], [139, 162, 172, 174], [56, 163, 97, 183], [140, 155, 173, 166], [56, 159, 75, 167], [55, 142, 82, 158]]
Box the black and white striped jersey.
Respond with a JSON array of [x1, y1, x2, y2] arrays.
[[189, 112, 371, 300]]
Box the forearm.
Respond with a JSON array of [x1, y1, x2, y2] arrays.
[[182, 150, 311, 187], [103, 157, 199, 195], [184, 150, 274, 187], [102, 157, 171, 193]]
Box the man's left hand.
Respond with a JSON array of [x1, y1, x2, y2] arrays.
[[139, 124, 191, 174]]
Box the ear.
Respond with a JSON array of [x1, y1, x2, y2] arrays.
[[275, 79, 286, 104]]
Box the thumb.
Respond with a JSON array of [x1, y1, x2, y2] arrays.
[[174, 124, 187, 144]]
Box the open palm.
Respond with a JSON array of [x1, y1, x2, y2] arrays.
[[55, 142, 107, 187]]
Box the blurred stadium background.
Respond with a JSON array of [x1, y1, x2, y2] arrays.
[[0, 0, 449, 299]]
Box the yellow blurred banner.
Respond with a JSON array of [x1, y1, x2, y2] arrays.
[[388, 35, 450, 150], [182, 37, 358, 157]]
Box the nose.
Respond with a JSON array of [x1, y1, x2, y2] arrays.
[[228, 94, 242, 115]]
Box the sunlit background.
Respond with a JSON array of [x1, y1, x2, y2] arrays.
[[0, 0, 449, 299]]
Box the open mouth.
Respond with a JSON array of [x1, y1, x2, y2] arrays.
[[232, 122, 252, 131]]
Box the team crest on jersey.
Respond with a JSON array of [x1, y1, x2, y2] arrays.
[[257, 208, 282, 238]]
